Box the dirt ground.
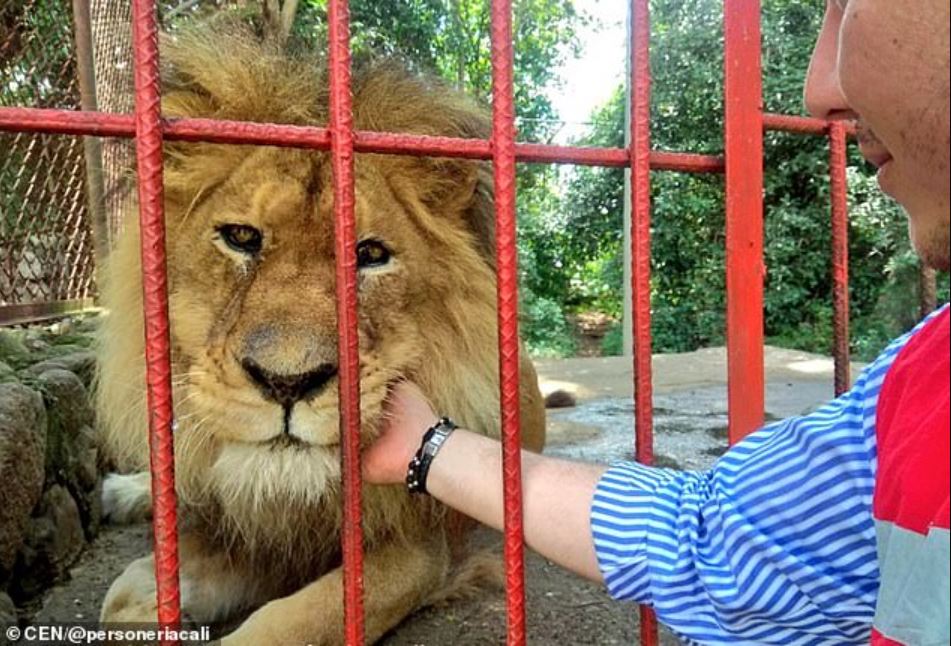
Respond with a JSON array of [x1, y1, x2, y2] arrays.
[[29, 346, 858, 645]]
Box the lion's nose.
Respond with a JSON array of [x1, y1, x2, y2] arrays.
[[241, 359, 338, 407]]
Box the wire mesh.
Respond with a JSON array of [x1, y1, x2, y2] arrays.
[[1, 0, 97, 316], [89, 0, 134, 238]]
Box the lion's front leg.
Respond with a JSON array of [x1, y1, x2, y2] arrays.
[[220, 539, 450, 646], [99, 554, 163, 626], [100, 532, 266, 628]]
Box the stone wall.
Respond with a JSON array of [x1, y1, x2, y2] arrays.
[[0, 316, 100, 626]]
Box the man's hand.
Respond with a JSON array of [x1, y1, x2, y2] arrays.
[[363, 380, 605, 582], [363, 381, 439, 485]]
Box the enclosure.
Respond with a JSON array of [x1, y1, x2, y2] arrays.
[[0, 0, 915, 643]]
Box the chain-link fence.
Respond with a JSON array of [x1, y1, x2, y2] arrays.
[[1, 0, 99, 323], [90, 0, 134, 242], [0, 0, 254, 324]]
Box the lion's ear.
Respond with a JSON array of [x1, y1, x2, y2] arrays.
[[410, 158, 496, 268], [454, 163, 496, 269], [416, 156, 481, 212]]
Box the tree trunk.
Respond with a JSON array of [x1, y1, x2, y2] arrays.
[[919, 263, 937, 318]]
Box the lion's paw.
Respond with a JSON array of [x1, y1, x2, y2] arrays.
[[102, 472, 153, 525], [100, 555, 159, 625]]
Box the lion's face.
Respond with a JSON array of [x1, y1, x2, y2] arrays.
[[165, 145, 465, 456]]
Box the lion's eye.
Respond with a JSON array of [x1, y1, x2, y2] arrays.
[[218, 224, 263, 254], [356, 240, 391, 269]]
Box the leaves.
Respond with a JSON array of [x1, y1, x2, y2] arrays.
[[538, 0, 947, 358]]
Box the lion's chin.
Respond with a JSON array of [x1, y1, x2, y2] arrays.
[[207, 439, 342, 510], [262, 433, 322, 450]]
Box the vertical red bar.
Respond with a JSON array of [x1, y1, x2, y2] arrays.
[[629, 0, 658, 642], [130, 0, 181, 640], [723, 0, 765, 444], [327, 1, 365, 643], [489, 1, 526, 644], [828, 122, 850, 395]]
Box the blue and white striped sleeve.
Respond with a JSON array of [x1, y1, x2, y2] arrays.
[[590, 335, 914, 645]]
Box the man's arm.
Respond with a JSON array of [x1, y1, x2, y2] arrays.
[[425, 429, 607, 580], [362, 382, 607, 580]]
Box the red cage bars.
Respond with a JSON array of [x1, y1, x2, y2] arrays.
[[489, 1, 529, 642], [724, 0, 765, 444], [326, 1, 366, 642], [628, 0, 659, 641], [129, 0, 180, 640], [0, 0, 859, 644], [829, 122, 851, 396], [0, 105, 726, 170]]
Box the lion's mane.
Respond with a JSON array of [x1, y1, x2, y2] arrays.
[[95, 24, 544, 597]]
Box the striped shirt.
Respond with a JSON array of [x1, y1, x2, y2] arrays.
[[590, 306, 949, 645]]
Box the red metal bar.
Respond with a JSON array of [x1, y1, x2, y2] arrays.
[[763, 112, 857, 137], [0, 107, 725, 172], [0, 106, 135, 136], [628, 0, 658, 642], [647, 150, 723, 173], [489, 1, 526, 644], [762, 112, 828, 136], [327, 0, 365, 643], [829, 122, 851, 395], [167, 117, 332, 147], [130, 0, 180, 640], [723, 0, 765, 444]]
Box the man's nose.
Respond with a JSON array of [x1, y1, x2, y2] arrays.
[[803, 5, 850, 120]]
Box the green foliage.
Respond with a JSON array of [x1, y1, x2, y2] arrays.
[[295, 0, 586, 143], [519, 287, 577, 357], [600, 321, 623, 356], [549, 0, 948, 358]]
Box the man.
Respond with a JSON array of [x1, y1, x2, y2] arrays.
[[363, 1, 950, 643]]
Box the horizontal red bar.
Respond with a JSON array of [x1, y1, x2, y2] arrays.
[[0, 107, 135, 137], [762, 112, 857, 137], [0, 106, 723, 172], [1, 108, 851, 171]]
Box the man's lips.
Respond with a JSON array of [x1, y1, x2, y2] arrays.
[[854, 122, 892, 169], [859, 143, 893, 169]]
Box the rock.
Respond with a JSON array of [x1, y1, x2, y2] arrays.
[[0, 361, 17, 385], [544, 389, 578, 408], [44, 343, 88, 357], [0, 331, 29, 366], [75, 315, 101, 334], [33, 370, 101, 538], [0, 590, 15, 626], [24, 352, 97, 391], [0, 383, 47, 575], [20, 330, 50, 356], [47, 319, 74, 336], [35, 370, 94, 446], [10, 485, 85, 602]]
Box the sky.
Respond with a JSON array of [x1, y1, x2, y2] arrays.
[[546, 1, 628, 144]]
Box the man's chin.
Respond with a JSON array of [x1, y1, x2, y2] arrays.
[[909, 220, 951, 273]]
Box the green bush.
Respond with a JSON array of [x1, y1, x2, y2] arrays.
[[519, 288, 577, 358], [600, 322, 623, 357]]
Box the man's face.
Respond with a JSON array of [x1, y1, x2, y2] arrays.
[[805, 0, 950, 271]]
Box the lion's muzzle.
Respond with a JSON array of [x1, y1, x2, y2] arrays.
[[241, 358, 338, 408]]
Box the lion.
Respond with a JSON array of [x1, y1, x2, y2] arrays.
[[95, 25, 545, 645]]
